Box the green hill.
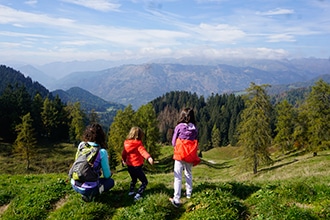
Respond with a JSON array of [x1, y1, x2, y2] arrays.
[[0, 65, 50, 98], [51, 87, 125, 112], [0, 144, 329, 219]]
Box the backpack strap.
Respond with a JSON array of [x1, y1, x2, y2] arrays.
[[93, 149, 102, 170], [76, 142, 100, 161]]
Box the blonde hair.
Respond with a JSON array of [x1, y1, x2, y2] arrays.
[[127, 126, 144, 140]]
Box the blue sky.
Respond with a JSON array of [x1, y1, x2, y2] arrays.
[[1, 0, 329, 65]]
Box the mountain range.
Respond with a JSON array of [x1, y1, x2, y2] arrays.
[[8, 58, 330, 109]]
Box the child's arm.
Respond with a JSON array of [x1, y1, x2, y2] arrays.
[[172, 126, 180, 146], [137, 144, 153, 165], [100, 149, 111, 178]]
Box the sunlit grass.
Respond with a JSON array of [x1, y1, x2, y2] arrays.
[[0, 143, 329, 219]]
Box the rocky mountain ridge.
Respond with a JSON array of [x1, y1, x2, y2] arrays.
[[11, 58, 330, 109]]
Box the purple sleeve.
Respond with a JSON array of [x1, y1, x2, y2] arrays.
[[172, 126, 179, 146]]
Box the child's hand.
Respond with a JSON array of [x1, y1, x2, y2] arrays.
[[122, 160, 127, 166], [148, 157, 154, 165]]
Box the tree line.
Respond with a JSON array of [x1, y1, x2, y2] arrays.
[[0, 84, 88, 143], [151, 91, 245, 150], [0, 65, 329, 173], [107, 79, 329, 172]]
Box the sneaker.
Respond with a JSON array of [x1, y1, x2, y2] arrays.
[[169, 198, 180, 208], [128, 191, 135, 196], [184, 192, 191, 199], [134, 193, 142, 201], [82, 195, 93, 202]]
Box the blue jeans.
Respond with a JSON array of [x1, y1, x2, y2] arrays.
[[72, 177, 115, 197]]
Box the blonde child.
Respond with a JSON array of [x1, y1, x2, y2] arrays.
[[122, 126, 154, 201]]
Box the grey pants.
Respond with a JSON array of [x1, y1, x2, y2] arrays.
[[173, 160, 193, 203]]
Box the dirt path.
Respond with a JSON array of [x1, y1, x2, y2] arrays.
[[0, 203, 9, 215]]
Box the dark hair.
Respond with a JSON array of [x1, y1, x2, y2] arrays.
[[177, 108, 196, 125], [126, 126, 144, 140], [83, 123, 107, 148]]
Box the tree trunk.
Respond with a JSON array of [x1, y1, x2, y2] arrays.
[[253, 153, 258, 174]]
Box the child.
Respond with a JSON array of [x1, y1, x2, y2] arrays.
[[70, 123, 115, 202], [122, 126, 154, 201], [169, 108, 200, 207]]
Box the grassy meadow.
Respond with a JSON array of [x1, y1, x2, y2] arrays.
[[0, 142, 329, 219]]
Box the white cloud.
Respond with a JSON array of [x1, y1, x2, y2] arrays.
[[0, 42, 22, 48], [60, 40, 97, 46], [193, 23, 246, 43], [254, 47, 289, 59], [74, 25, 189, 48], [171, 47, 289, 60], [139, 47, 173, 56], [0, 0, 328, 64], [0, 4, 191, 51], [61, 0, 121, 12], [24, 0, 38, 6], [0, 5, 75, 26], [267, 34, 296, 42], [0, 31, 48, 38], [257, 8, 294, 16]]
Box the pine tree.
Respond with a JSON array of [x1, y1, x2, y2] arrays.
[[14, 113, 37, 170], [237, 83, 273, 174], [274, 100, 296, 153], [0, 84, 32, 141], [134, 103, 161, 159], [107, 105, 135, 169], [211, 124, 221, 148], [198, 108, 211, 151], [292, 104, 309, 150], [52, 95, 69, 140], [0, 84, 17, 140], [66, 102, 85, 143], [108, 147, 119, 171], [41, 97, 58, 138], [305, 79, 330, 154], [31, 93, 44, 139]]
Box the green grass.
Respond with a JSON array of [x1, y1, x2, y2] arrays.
[[0, 141, 76, 174], [0, 144, 329, 219]]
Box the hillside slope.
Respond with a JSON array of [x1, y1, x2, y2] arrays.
[[52, 87, 125, 111], [0, 145, 329, 219], [0, 65, 50, 98]]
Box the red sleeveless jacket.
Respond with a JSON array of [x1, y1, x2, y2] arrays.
[[173, 138, 200, 166]]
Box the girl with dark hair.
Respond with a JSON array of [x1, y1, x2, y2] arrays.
[[169, 108, 200, 207], [70, 123, 115, 202]]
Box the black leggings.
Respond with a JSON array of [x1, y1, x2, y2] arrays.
[[128, 166, 148, 195]]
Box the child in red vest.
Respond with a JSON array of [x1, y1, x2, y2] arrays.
[[122, 126, 154, 201], [169, 108, 200, 207]]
